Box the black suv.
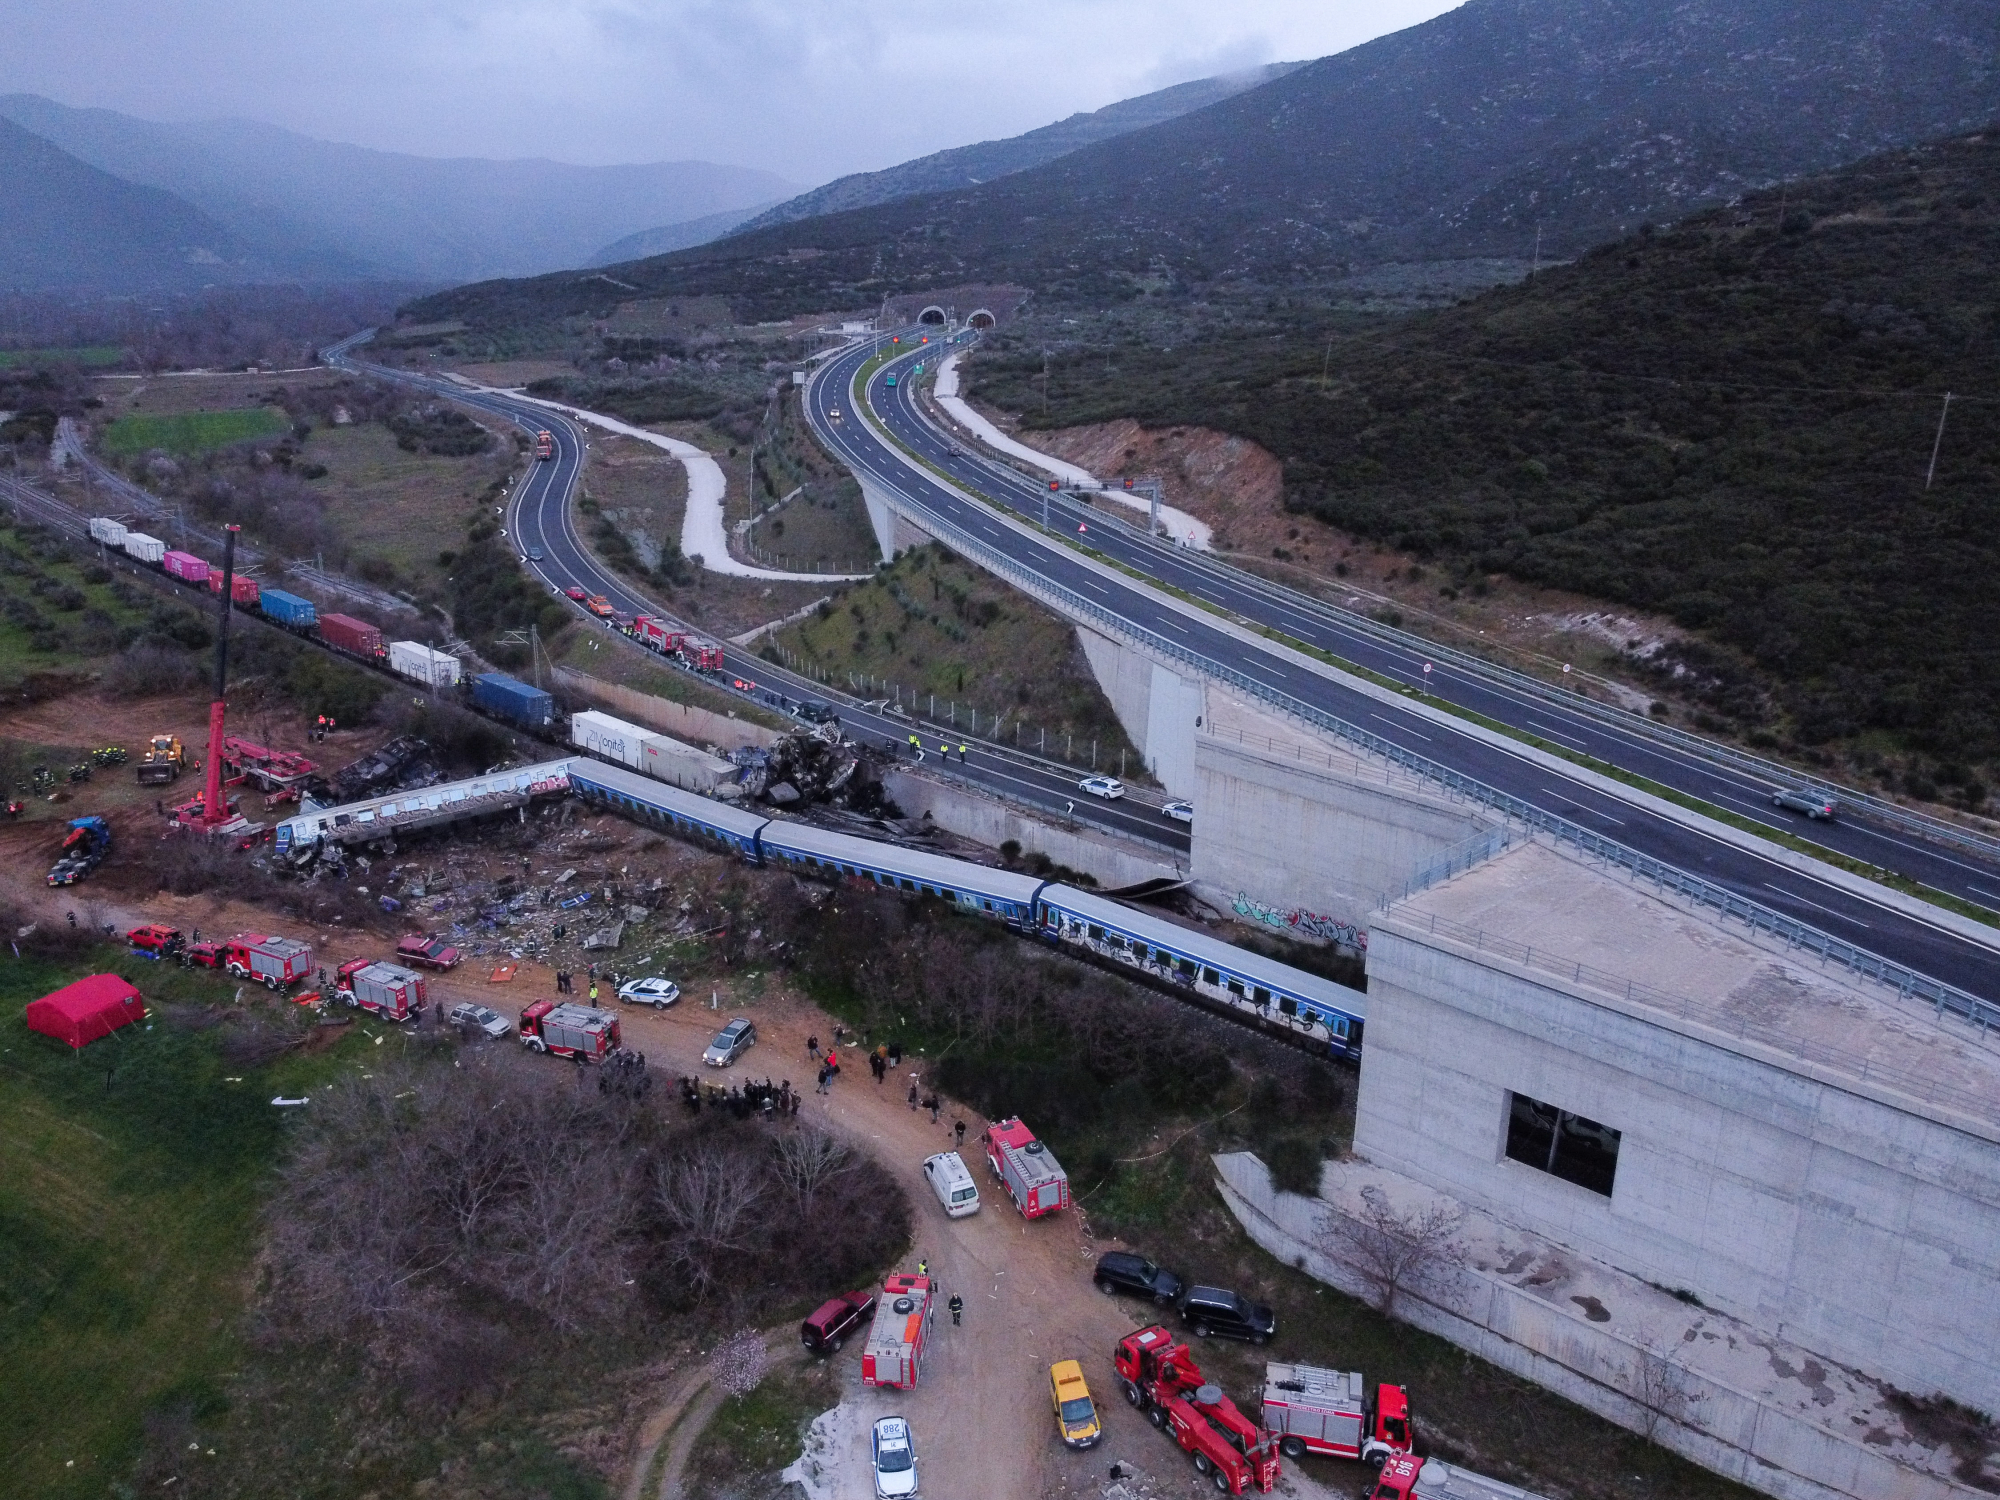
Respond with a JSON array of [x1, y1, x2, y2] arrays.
[[1179, 1285, 1276, 1344], [1093, 1251, 1184, 1307]]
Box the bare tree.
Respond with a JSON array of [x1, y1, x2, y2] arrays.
[[771, 1127, 852, 1212], [1316, 1185, 1466, 1319], [653, 1140, 769, 1301], [1630, 1327, 1704, 1443]]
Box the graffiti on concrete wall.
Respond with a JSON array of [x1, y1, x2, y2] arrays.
[[1232, 892, 1367, 952]]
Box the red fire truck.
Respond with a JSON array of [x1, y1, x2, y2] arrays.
[[335, 959, 427, 1022], [861, 1272, 936, 1390], [1368, 1454, 1547, 1500], [1115, 1325, 1281, 1495], [632, 616, 685, 655], [982, 1117, 1070, 1218], [1261, 1362, 1413, 1466], [681, 638, 724, 672], [519, 1000, 621, 1061], [222, 932, 314, 990], [535, 430, 555, 460]]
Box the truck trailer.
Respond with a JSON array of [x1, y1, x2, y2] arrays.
[[861, 1273, 935, 1390], [982, 1116, 1070, 1218]]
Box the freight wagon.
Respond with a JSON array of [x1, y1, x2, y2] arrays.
[[319, 612, 385, 660], [162, 549, 210, 584], [388, 640, 460, 688], [88, 517, 127, 547], [258, 588, 318, 630], [209, 571, 261, 605], [473, 672, 554, 730], [121, 531, 165, 564]]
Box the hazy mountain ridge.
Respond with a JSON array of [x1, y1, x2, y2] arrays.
[[406, 0, 2000, 328], [0, 94, 804, 285], [589, 204, 788, 266], [731, 63, 1306, 234]]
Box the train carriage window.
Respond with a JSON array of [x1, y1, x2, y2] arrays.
[[1226, 978, 1245, 997], [1277, 996, 1297, 1017], [1088, 925, 1104, 942], [1178, 958, 1196, 978], [1506, 1092, 1620, 1197], [1253, 986, 1270, 1006], [940, 889, 955, 902], [1332, 1017, 1349, 1038], [1202, 967, 1220, 985]]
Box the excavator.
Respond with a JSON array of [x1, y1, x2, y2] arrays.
[[136, 734, 186, 786]]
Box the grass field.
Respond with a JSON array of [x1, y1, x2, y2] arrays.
[[101, 407, 290, 458], [0, 346, 125, 368], [0, 951, 367, 1500]]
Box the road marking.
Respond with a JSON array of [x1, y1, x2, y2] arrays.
[[1371, 714, 1431, 741], [1526, 720, 1590, 749], [1541, 788, 1623, 824], [1766, 884, 1865, 925], [1968, 886, 2000, 908], [1159, 617, 1188, 633]]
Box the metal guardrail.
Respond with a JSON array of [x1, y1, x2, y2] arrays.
[[835, 355, 2000, 1031], [1406, 909, 1997, 1124], [1381, 828, 1517, 908]]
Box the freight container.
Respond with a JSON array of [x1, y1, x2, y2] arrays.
[[122, 531, 165, 564], [473, 672, 554, 730], [209, 572, 261, 606], [319, 612, 385, 659], [571, 709, 648, 770], [88, 517, 127, 547], [259, 588, 318, 630], [639, 732, 736, 795], [162, 549, 211, 584], [388, 640, 461, 688], [336, 958, 427, 1021]]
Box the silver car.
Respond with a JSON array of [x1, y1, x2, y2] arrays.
[[1771, 788, 1839, 821], [448, 1002, 510, 1039], [703, 1018, 756, 1067]]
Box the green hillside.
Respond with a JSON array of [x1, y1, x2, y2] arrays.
[[971, 130, 2000, 769]]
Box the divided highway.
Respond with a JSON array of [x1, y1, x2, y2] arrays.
[[323, 343, 1193, 857], [803, 333, 2000, 1005]]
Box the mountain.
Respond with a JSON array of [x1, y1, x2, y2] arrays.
[[732, 63, 1305, 234], [407, 0, 2000, 328], [589, 204, 787, 266], [973, 129, 2000, 764], [0, 95, 805, 284], [0, 116, 255, 293]]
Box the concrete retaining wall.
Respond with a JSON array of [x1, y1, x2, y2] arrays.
[[881, 768, 1177, 891], [1213, 1154, 1984, 1500], [554, 668, 781, 753]]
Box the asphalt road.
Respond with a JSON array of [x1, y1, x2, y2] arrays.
[[802, 333, 2000, 1003], [325, 350, 1193, 857]]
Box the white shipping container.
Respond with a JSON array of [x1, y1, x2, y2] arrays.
[[88, 517, 128, 546], [122, 531, 165, 564], [387, 640, 461, 688], [639, 732, 735, 794], [570, 709, 648, 770]]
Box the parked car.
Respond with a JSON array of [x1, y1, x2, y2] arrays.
[[1771, 788, 1839, 821], [179, 940, 225, 970], [448, 1002, 511, 1039], [1179, 1284, 1276, 1344], [702, 1017, 757, 1067], [616, 976, 681, 1009], [1162, 800, 1194, 824], [1049, 1359, 1102, 1449], [1093, 1250, 1184, 1307], [565, 586, 588, 601], [127, 923, 183, 957], [870, 1416, 919, 1498], [1079, 775, 1125, 800], [800, 1288, 877, 1354], [794, 699, 839, 725], [396, 934, 462, 971]]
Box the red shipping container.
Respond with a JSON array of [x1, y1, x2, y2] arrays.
[[162, 550, 211, 584], [208, 572, 261, 605], [319, 613, 385, 659]]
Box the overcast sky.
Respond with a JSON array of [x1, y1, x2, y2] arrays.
[[0, 0, 1462, 185]]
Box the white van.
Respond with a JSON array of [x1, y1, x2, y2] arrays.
[[922, 1150, 980, 1218]]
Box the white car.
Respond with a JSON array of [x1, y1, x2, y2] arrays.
[[1079, 775, 1125, 800], [871, 1415, 918, 1498], [1162, 800, 1194, 824], [447, 1002, 510, 1039], [703, 1018, 757, 1067], [616, 976, 681, 1009]]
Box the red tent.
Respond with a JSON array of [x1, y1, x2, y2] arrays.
[[25, 973, 146, 1049]]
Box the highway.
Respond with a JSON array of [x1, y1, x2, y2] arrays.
[[801, 332, 2000, 1004], [321, 343, 1194, 858]]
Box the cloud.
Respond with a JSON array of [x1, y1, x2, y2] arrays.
[[0, 0, 1464, 181]]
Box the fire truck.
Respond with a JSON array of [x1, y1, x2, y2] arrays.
[[335, 959, 427, 1022], [1114, 1325, 1281, 1495], [1367, 1455, 1548, 1500], [861, 1272, 936, 1390], [981, 1117, 1070, 1218], [519, 1000, 621, 1061], [535, 430, 555, 460], [1261, 1362, 1414, 1466], [222, 932, 314, 989]]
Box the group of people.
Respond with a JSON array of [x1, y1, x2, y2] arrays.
[[677, 1075, 800, 1120], [310, 714, 339, 743], [554, 969, 601, 1000], [905, 734, 970, 764]]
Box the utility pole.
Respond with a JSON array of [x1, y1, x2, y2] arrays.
[[1530, 225, 1542, 281], [1926, 393, 1954, 491]]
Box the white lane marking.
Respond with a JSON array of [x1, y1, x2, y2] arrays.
[[1526, 719, 1590, 749], [1370, 715, 1431, 742], [1766, 884, 1865, 925], [1159, 617, 1188, 633], [1541, 788, 1623, 824], [1968, 886, 2000, 908]]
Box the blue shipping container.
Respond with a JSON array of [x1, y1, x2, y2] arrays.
[[473, 672, 553, 728], [260, 588, 318, 629]]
